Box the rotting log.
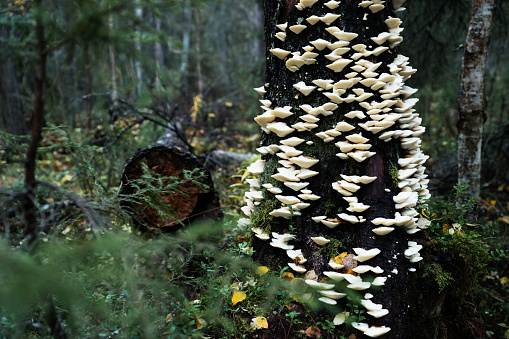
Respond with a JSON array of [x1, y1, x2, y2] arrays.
[[120, 129, 222, 233]]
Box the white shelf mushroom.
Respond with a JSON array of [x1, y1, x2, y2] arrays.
[[353, 248, 381, 262], [288, 263, 307, 273], [310, 38, 331, 51], [324, 0, 340, 9], [311, 237, 330, 246], [270, 48, 291, 59], [305, 280, 335, 289], [364, 326, 391, 337], [319, 290, 347, 299], [306, 15, 321, 25], [294, 81, 317, 96], [321, 13, 340, 25], [289, 24, 307, 34], [318, 297, 338, 305]]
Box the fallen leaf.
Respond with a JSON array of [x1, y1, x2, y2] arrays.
[[232, 291, 246, 306], [256, 316, 268, 329], [305, 326, 321, 338], [305, 270, 318, 281], [256, 266, 269, 276], [334, 252, 348, 264]]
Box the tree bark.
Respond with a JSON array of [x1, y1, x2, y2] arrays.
[[134, 0, 143, 98], [180, 0, 191, 91], [457, 0, 496, 203], [0, 25, 27, 135], [23, 0, 47, 241], [154, 15, 163, 93], [109, 16, 119, 103], [243, 1, 434, 338]]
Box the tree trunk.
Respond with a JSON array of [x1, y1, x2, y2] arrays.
[[180, 0, 191, 91], [243, 1, 436, 337], [154, 16, 163, 93], [109, 16, 119, 103], [23, 0, 47, 242], [194, 9, 204, 96], [0, 25, 27, 135], [134, 0, 143, 98], [457, 0, 496, 203]]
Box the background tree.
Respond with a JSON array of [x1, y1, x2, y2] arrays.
[[457, 0, 496, 203]]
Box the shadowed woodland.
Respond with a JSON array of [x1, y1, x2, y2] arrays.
[[0, 0, 508, 338]]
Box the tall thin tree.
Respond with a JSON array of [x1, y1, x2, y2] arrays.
[[457, 0, 496, 203]]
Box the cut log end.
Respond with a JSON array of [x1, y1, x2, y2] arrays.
[[120, 145, 222, 233]]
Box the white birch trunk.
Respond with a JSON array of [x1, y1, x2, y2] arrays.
[[134, 0, 143, 98], [457, 0, 496, 202]]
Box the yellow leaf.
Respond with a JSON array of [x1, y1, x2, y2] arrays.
[[490, 200, 497, 206], [225, 101, 233, 107], [240, 170, 250, 182], [232, 291, 246, 306], [255, 316, 268, 329], [256, 266, 269, 276], [333, 252, 348, 264], [500, 276, 509, 286]]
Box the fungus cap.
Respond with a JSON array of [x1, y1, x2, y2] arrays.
[[289, 24, 307, 34], [270, 48, 291, 59], [364, 326, 391, 337], [305, 280, 335, 289], [310, 38, 331, 50], [347, 282, 371, 290], [319, 290, 347, 299], [372, 227, 395, 235], [311, 237, 330, 246], [353, 248, 381, 262]]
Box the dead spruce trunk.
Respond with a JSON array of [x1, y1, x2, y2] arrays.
[[457, 0, 495, 203], [242, 0, 432, 338]]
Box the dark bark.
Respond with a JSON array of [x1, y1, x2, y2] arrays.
[[0, 25, 27, 135], [457, 0, 496, 203], [120, 130, 222, 234], [22, 2, 47, 241], [247, 1, 433, 338]]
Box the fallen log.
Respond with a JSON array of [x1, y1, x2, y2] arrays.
[[119, 129, 222, 233]]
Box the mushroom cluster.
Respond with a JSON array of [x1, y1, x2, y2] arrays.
[[242, 0, 422, 335]]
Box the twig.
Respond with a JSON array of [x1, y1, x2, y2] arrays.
[[35, 180, 103, 233]]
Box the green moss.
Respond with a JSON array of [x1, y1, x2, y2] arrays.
[[422, 262, 454, 293], [250, 197, 278, 234], [427, 234, 490, 299], [324, 199, 335, 215], [318, 238, 344, 259], [388, 162, 399, 187]]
